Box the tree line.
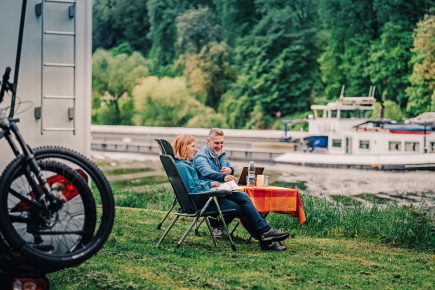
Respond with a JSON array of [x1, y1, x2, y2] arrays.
[[92, 0, 435, 129]]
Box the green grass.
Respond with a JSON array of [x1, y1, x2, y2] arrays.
[[110, 180, 435, 252], [102, 167, 156, 176], [109, 176, 168, 187], [48, 207, 435, 289], [47, 170, 435, 289]]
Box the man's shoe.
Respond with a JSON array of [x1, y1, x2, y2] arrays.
[[212, 227, 223, 239], [260, 227, 290, 242], [260, 241, 286, 251], [217, 226, 228, 238], [212, 226, 227, 239]]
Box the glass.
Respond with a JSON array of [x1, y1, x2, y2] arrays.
[[256, 175, 264, 187], [263, 176, 270, 187]]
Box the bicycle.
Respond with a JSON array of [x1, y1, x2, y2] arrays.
[[0, 0, 114, 272]]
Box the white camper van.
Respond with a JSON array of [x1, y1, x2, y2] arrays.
[[0, 0, 92, 171]]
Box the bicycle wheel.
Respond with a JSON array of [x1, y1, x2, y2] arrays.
[[0, 159, 97, 270], [32, 146, 115, 268]]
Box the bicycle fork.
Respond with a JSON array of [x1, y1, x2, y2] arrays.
[[1, 118, 64, 214]]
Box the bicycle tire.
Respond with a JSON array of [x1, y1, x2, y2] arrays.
[[30, 146, 115, 270], [0, 159, 97, 270]]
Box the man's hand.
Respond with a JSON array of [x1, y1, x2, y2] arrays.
[[211, 181, 221, 187], [224, 175, 237, 182], [220, 167, 232, 175]]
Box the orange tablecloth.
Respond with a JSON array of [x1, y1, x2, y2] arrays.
[[241, 186, 306, 225]]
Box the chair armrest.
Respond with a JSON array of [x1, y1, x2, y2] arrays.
[[189, 189, 232, 197]]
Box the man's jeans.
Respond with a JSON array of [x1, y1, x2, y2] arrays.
[[196, 191, 270, 240]]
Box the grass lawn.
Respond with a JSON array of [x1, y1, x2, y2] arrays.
[[48, 206, 435, 289], [102, 167, 156, 176]]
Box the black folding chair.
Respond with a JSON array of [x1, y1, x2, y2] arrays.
[[154, 139, 178, 230], [156, 154, 237, 251]]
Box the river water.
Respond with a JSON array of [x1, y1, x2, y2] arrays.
[[234, 162, 435, 213], [93, 152, 435, 214]]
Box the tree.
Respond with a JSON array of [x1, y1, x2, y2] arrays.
[[175, 7, 235, 109], [93, 0, 152, 56], [219, 0, 322, 129], [92, 49, 149, 124], [132, 76, 227, 127], [175, 7, 223, 54], [406, 12, 435, 115], [213, 0, 258, 45], [367, 21, 413, 107]]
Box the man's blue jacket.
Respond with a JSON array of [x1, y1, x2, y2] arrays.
[[193, 146, 234, 182]]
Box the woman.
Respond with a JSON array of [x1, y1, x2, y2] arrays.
[[173, 134, 289, 251]]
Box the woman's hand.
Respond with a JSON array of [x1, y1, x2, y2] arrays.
[[224, 175, 237, 182]]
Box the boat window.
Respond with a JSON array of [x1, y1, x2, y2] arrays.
[[405, 142, 420, 152], [359, 140, 370, 149], [332, 139, 342, 148], [389, 141, 401, 151], [430, 142, 435, 153]]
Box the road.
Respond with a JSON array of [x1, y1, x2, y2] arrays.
[[91, 125, 307, 162]]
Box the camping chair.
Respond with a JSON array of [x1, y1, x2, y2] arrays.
[[156, 154, 237, 251], [154, 139, 178, 230]]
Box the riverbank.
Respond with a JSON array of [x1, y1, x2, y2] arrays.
[[92, 151, 435, 214]]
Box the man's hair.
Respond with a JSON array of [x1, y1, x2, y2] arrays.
[[173, 134, 195, 159], [208, 128, 224, 139]]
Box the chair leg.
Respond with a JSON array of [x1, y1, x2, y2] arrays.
[[156, 215, 179, 246], [174, 216, 200, 251], [212, 197, 237, 251], [205, 217, 218, 247], [195, 217, 206, 236], [156, 197, 178, 230], [230, 221, 240, 237]]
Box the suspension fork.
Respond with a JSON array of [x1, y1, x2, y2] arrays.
[[3, 118, 62, 210]]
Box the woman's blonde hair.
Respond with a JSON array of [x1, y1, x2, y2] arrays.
[[173, 134, 195, 159]]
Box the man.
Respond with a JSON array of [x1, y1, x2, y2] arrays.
[[194, 128, 237, 183], [193, 129, 287, 250]]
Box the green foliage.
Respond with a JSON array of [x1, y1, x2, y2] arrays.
[[219, 1, 322, 128], [177, 42, 236, 109], [185, 110, 228, 128], [319, 0, 435, 112], [214, 0, 258, 45], [382, 100, 405, 122], [406, 12, 435, 115], [92, 49, 150, 124], [147, 0, 181, 70], [282, 194, 435, 251], [367, 21, 413, 106], [110, 42, 134, 56], [94, 98, 135, 125], [176, 7, 223, 54], [92, 0, 435, 127], [93, 0, 152, 55], [133, 76, 195, 126]]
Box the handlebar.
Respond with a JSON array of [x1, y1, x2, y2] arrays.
[[0, 67, 12, 103]]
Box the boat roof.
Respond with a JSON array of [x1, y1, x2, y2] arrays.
[[311, 101, 375, 111]]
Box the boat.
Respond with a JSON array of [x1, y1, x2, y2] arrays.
[[276, 86, 435, 170]]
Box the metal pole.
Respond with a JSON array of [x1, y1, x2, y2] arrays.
[[10, 0, 28, 118]]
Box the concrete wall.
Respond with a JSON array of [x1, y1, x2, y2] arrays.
[[0, 0, 91, 170]]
